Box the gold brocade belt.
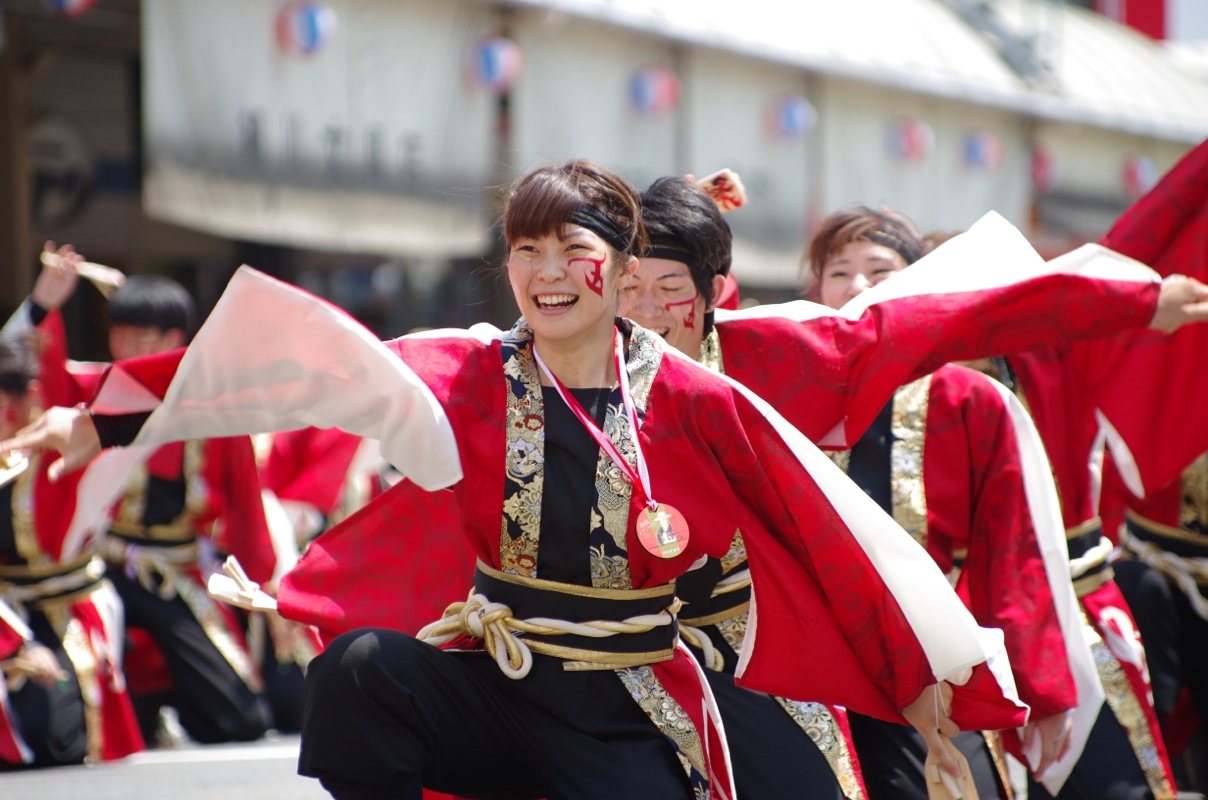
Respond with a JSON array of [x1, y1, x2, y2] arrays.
[[107, 518, 197, 544], [0, 554, 108, 610], [1066, 518, 1115, 598], [418, 560, 681, 677]]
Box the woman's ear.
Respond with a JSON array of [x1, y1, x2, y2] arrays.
[[624, 255, 639, 274]]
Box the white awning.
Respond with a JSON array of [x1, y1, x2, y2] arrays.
[[500, 0, 1208, 143]]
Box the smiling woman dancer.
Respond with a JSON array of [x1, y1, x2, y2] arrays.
[[5, 160, 1208, 800]]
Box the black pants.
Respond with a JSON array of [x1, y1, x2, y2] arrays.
[[1115, 557, 1208, 792], [259, 636, 307, 734], [1026, 704, 1152, 800], [299, 629, 693, 800], [847, 711, 1006, 800], [4, 613, 87, 768], [701, 667, 846, 799], [111, 569, 270, 744]]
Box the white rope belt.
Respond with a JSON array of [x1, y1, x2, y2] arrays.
[[712, 568, 751, 596], [0, 557, 106, 606], [1122, 528, 1208, 621], [678, 623, 725, 671], [416, 592, 681, 680], [1068, 536, 1113, 582], [102, 536, 199, 599]]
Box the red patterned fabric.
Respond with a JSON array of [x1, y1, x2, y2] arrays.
[[1094, 138, 1208, 496], [383, 334, 1025, 728], [716, 273, 1158, 451], [198, 437, 276, 585], [261, 427, 365, 517], [277, 482, 473, 643], [92, 320, 1029, 726], [926, 366, 1074, 718]]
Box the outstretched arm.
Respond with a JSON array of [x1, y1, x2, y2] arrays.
[[3, 267, 464, 493]]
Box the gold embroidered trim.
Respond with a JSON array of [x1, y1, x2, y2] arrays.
[[500, 330, 546, 579], [43, 604, 104, 763], [617, 665, 708, 781], [891, 376, 930, 547], [1183, 454, 1207, 533], [175, 572, 263, 692], [111, 440, 207, 540], [1066, 517, 1102, 540], [476, 559, 676, 601], [11, 453, 46, 568], [1073, 566, 1116, 598], [774, 699, 865, 800], [981, 730, 1015, 800], [105, 520, 196, 543], [1127, 509, 1208, 547], [0, 552, 93, 580], [719, 530, 746, 574], [679, 602, 750, 628], [1085, 610, 1174, 799], [698, 328, 724, 374], [535, 642, 676, 669], [828, 450, 851, 473]]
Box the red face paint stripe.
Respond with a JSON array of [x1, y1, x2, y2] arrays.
[[664, 292, 699, 329], [570, 256, 606, 296]]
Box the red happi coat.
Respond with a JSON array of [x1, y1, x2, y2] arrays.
[[834, 365, 1095, 789], [87, 212, 1174, 793], [88, 266, 1046, 798], [33, 309, 277, 588], [279, 228, 1159, 653], [1093, 137, 1208, 499], [0, 311, 144, 764], [28, 309, 275, 701], [1007, 138, 1208, 797], [893, 366, 1077, 719]]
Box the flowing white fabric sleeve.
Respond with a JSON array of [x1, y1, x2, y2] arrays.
[[120, 266, 463, 491], [987, 380, 1104, 793], [718, 212, 1157, 329]]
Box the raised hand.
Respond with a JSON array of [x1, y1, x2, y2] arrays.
[[31, 241, 82, 311], [0, 405, 100, 481]]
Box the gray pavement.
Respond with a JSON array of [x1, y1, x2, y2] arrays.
[[0, 734, 330, 800]]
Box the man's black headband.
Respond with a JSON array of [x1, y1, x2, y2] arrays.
[[568, 205, 632, 253], [644, 237, 701, 274]]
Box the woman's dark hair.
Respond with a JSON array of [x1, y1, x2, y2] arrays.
[[804, 205, 923, 281], [503, 160, 647, 262], [0, 336, 36, 396], [108, 275, 196, 336], [639, 176, 732, 309]]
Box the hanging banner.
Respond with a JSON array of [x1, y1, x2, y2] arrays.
[[142, 0, 499, 258]]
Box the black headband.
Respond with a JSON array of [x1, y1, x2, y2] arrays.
[[644, 237, 701, 274], [568, 204, 632, 253], [866, 228, 922, 266]]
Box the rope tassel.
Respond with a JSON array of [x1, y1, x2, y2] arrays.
[[417, 593, 682, 680]]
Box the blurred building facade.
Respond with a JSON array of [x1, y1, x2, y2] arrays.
[[2, 0, 1207, 344]]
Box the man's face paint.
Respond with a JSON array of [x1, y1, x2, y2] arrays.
[[663, 294, 698, 330], [618, 257, 708, 358]]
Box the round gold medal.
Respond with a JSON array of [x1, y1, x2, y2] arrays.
[[635, 503, 690, 559]]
